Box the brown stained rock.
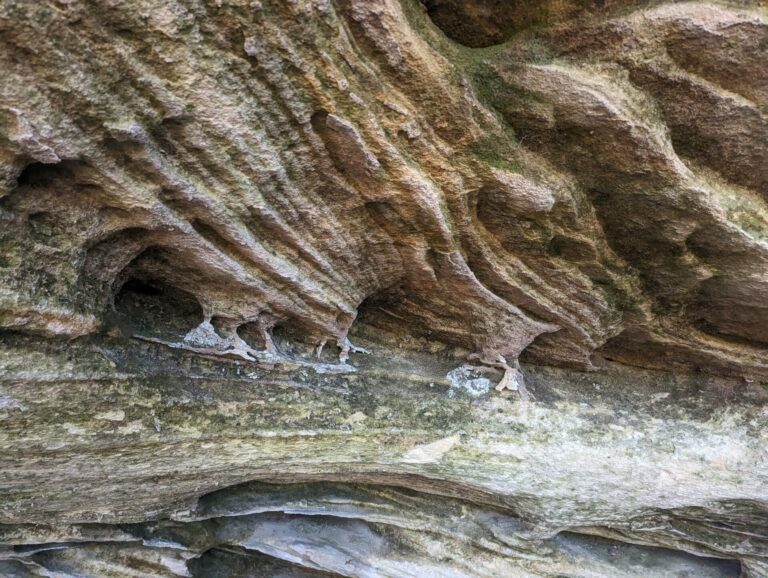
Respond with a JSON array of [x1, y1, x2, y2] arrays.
[[1, 0, 765, 375]]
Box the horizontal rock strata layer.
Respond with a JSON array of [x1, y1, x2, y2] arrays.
[[1, 337, 766, 576]]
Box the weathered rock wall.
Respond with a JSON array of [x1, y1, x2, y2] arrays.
[[0, 0, 767, 575], [2, 0, 767, 376]]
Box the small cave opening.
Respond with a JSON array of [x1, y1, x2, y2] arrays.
[[419, 0, 638, 48], [209, 315, 234, 340], [236, 315, 336, 361], [270, 322, 341, 363], [14, 159, 84, 188], [15, 161, 61, 188], [236, 321, 268, 351], [269, 324, 302, 357], [112, 277, 204, 341], [419, 0, 532, 47], [2, 160, 90, 216], [348, 287, 404, 342], [349, 286, 459, 358]]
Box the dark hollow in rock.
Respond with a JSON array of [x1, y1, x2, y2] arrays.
[[113, 278, 204, 341], [419, 0, 649, 47], [15, 160, 80, 188]]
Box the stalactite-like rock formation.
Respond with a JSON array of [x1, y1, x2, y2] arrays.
[[0, 0, 766, 576]]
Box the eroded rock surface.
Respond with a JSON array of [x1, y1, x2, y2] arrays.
[[0, 0, 766, 575]]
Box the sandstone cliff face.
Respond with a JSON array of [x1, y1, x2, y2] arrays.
[[0, 0, 766, 576]]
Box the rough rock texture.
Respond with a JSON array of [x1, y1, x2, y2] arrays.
[[0, 0, 767, 575]]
